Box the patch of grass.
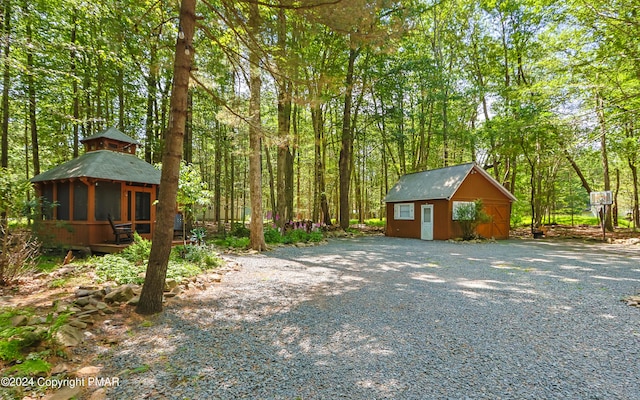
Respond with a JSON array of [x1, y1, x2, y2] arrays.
[[517, 213, 632, 228], [139, 320, 154, 328], [35, 255, 64, 273], [364, 218, 386, 227], [48, 278, 69, 289], [213, 236, 250, 249]]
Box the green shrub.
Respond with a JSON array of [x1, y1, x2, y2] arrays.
[[308, 230, 324, 242], [171, 244, 221, 268], [263, 227, 282, 244], [166, 261, 203, 283], [364, 218, 385, 227], [282, 229, 307, 244], [230, 223, 250, 237], [94, 243, 222, 285], [6, 358, 51, 376], [0, 309, 69, 378], [189, 227, 207, 245], [214, 236, 250, 249], [119, 233, 152, 264], [94, 254, 144, 285], [454, 199, 491, 240]]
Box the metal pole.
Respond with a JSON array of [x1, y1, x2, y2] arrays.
[[602, 204, 606, 241]]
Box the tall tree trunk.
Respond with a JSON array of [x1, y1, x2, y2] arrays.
[[276, 7, 294, 226], [596, 93, 613, 231], [311, 103, 331, 225], [96, 57, 103, 131], [136, 0, 196, 315], [339, 46, 358, 230], [564, 150, 592, 194], [248, 2, 267, 251], [442, 87, 449, 167], [144, 46, 157, 163], [117, 66, 124, 129], [183, 89, 193, 164], [265, 144, 276, 223], [71, 9, 80, 158], [83, 56, 93, 136], [1, 0, 10, 169], [24, 5, 39, 176], [214, 122, 222, 230]]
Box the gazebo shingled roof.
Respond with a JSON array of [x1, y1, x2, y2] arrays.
[[30, 150, 160, 185]]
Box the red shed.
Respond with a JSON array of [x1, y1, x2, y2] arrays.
[[384, 163, 517, 240]]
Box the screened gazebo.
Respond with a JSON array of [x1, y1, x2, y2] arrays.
[[30, 128, 161, 252]]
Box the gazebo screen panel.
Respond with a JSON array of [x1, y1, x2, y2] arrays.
[[95, 181, 121, 220], [73, 181, 88, 221], [57, 182, 70, 220]]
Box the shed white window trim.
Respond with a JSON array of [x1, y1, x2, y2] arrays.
[[452, 201, 475, 220], [394, 203, 415, 220]]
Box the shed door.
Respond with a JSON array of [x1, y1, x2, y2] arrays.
[[421, 204, 434, 241]]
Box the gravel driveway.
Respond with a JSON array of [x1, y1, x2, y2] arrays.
[[100, 236, 640, 399]]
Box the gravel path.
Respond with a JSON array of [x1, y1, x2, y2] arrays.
[[99, 236, 640, 399]]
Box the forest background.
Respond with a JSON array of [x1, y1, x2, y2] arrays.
[[1, 0, 639, 241]]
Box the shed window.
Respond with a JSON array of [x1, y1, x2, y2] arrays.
[[452, 201, 476, 220], [394, 203, 414, 220]]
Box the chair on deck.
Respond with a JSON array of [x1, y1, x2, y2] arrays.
[[173, 213, 184, 239], [108, 214, 134, 244]]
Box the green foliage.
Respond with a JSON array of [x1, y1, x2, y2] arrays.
[[260, 225, 325, 245], [7, 358, 51, 376], [364, 219, 386, 227], [94, 254, 144, 285], [214, 236, 250, 249], [518, 214, 632, 228], [93, 243, 222, 285], [189, 227, 207, 246], [0, 339, 23, 362], [119, 233, 152, 264], [0, 309, 69, 378], [177, 162, 212, 223], [455, 200, 491, 240], [35, 254, 64, 273], [282, 229, 307, 244], [263, 227, 282, 243], [230, 223, 250, 238], [0, 169, 32, 222]]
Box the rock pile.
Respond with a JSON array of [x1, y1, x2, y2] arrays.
[[55, 259, 241, 348]]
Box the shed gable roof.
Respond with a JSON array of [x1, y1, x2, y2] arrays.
[[30, 150, 160, 185], [384, 162, 516, 203]]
